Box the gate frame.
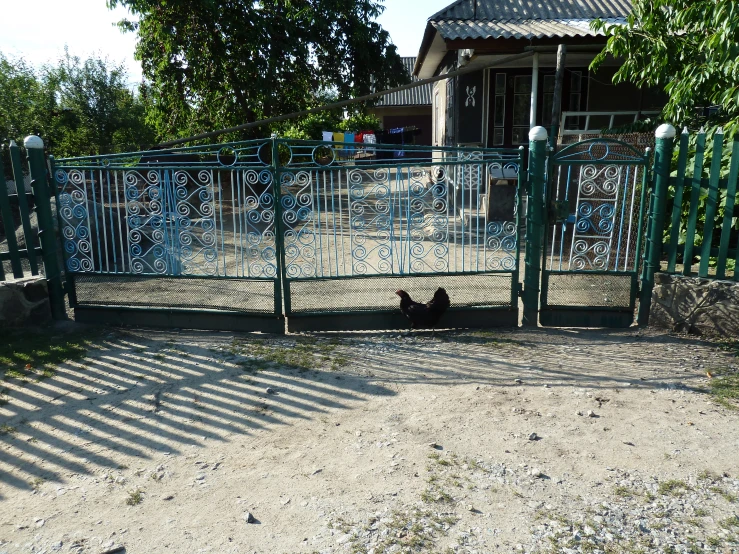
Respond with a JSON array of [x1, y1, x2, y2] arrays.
[[274, 139, 526, 332], [50, 138, 526, 333], [51, 140, 286, 333], [523, 126, 659, 328]]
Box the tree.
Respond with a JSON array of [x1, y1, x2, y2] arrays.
[[0, 50, 155, 157], [591, 0, 739, 135], [46, 50, 156, 156], [107, 0, 408, 142], [0, 54, 49, 145]]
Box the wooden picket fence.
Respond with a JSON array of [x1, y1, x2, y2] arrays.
[[0, 142, 42, 281], [0, 139, 65, 319], [660, 129, 739, 281]]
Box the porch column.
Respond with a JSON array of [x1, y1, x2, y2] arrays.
[[529, 53, 539, 129]]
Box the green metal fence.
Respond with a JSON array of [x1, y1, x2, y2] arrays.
[[13, 126, 733, 333], [661, 128, 739, 281]]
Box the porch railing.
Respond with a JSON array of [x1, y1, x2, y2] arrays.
[[559, 111, 661, 137]]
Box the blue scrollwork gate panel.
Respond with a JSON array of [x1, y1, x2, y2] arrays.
[[53, 141, 283, 330], [541, 138, 651, 327], [277, 140, 523, 329]]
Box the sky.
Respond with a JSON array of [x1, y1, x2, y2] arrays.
[[0, 0, 452, 85]]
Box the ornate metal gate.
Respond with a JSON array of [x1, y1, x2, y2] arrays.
[[275, 140, 523, 331], [53, 140, 284, 332], [52, 139, 523, 332], [539, 138, 651, 327]]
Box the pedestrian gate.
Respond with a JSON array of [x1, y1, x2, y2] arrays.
[[539, 138, 650, 328]]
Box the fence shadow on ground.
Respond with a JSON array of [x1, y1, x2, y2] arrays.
[[0, 326, 724, 498], [0, 329, 395, 497], [325, 326, 719, 394]]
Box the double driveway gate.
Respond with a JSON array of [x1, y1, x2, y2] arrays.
[[52, 134, 652, 332], [53, 139, 524, 332]]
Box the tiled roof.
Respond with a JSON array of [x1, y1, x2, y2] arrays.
[[429, 0, 631, 22], [376, 57, 432, 107], [432, 17, 626, 41]]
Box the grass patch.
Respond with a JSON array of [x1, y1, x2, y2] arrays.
[[720, 515, 739, 529], [29, 476, 44, 490], [706, 536, 722, 547], [698, 470, 720, 482], [125, 489, 143, 506], [710, 486, 738, 503], [0, 329, 97, 382], [0, 424, 17, 435], [230, 337, 349, 372], [614, 485, 636, 498], [657, 479, 690, 496], [709, 370, 739, 410]]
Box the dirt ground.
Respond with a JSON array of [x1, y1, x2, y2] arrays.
[[1, 325, 738, 553]]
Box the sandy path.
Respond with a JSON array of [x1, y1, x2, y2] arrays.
[[0, 326, 737, 553]]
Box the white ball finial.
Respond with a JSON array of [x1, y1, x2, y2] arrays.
[[23, 135, 44, 149], [655, 124, 676, 140], [529, 126, 548, 142]]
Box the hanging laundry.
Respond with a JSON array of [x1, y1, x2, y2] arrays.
[[363, 133, 377, 155], [344, 132, 355, 157]]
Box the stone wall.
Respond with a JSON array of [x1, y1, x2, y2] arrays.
[[0, 276, 51, 327], [650, 273, 739, 337]]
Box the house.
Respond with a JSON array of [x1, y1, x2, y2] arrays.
[[370, 57, 433, 147], [413, 0, 664, 148]]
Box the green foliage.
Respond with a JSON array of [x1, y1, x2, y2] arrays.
[[47, 50, 156, 156], [108, 0, 408, 142], [591, 0, 739, 136], [276, 109, 381, 141], [0, 55, 49, 144], [0, 50, 155, 157]]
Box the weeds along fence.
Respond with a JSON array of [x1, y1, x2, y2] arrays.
[[660, 129, 739, 281], [0, 138, 65, 318]]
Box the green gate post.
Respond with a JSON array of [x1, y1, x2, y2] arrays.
[[25, 136, 66, 320], [523, 126, 548, 327], [638, 124, 676, 326]]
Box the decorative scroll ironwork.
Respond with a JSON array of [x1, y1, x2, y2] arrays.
[[553, 138, 645, 164], [546, 139, 649, 274], [570, 165, 622, 270], [55, 139, 522, 284], [277, 141, 521, 279], [55, 140, 277, 278]]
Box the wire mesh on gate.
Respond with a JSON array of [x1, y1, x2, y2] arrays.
[[288, 273, 514, 313]]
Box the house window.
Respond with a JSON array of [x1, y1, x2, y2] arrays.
[[542, 75, 555, 128], [512, 75, 531, 145], [565, 71, 583, 129], [493, 73, 506, 146]]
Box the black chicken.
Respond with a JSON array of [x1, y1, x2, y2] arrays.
[[395, 288, 450, 329]]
